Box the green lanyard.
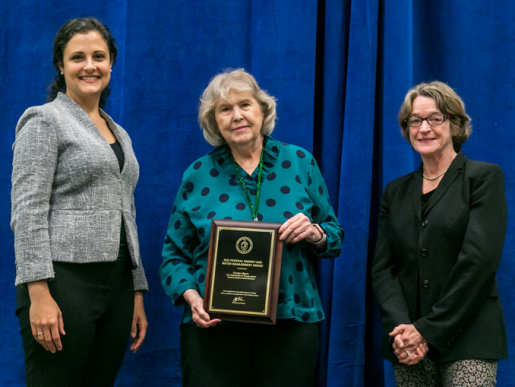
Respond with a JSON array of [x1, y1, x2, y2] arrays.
[[230, 148, 264, 222]]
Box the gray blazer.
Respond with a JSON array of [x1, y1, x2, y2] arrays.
[[11, 93, 148, 291]]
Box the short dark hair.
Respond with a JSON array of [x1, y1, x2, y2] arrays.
[[47, 17, 117, 108]]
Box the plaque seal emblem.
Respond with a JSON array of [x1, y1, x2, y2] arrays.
[[236, 236, 253, 254]]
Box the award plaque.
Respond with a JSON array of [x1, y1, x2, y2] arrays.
[[204, 219, 283, 324]]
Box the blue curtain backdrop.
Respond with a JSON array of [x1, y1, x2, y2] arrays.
[[1, 1, 514, 386]]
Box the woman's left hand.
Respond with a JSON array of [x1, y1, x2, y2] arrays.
[[393, 340, 428, 365], [278, 213, 323, 244], [389, 324, 426, 357], [130, 291, 148, 353]]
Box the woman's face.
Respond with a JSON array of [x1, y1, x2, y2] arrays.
[[409, 96, 454, 159], [214, 91, 264, 149], [59, 31, 112, 105]]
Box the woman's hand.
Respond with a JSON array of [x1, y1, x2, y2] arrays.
[[393, 338, 429, 365], [130, 291, 148, 353], [278, 213, 323, 244], [27, 281, 65, 353], [390, 324, 428, 365], [183, 289, 221, 328]]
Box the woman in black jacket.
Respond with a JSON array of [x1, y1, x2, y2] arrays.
[[372, 81, 507, 386]]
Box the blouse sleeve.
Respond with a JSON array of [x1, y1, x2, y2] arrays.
[[160, 177, 200, 306], [306, 156, 344, 258], [11, 107, 58, 285]]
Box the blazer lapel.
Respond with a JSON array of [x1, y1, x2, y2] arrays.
[[410, 168, 423, 221], [423, 152, 466, 217]]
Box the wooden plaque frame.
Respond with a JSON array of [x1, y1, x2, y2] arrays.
[[204, 219, 283, 324]]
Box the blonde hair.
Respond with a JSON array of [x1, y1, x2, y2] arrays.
[[198, 69, 277, 146], [398, 81, 472, 151]]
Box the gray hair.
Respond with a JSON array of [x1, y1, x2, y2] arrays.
[[198, 69, 277, 146]]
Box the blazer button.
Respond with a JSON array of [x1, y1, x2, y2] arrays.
[[422, 279, 430, 288], [422, 219, 429, 227], [420, 248, 428, 257]]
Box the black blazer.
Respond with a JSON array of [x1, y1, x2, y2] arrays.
[[372, 152, 508, 362]]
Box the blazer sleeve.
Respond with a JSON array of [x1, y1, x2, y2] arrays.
[[131, 195, 149, 292], [371, 182, 412, 332], [11, 107, 58, 285], [413, 165, 507, 354]]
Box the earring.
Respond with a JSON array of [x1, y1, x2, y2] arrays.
[[60, 71, 64, 75], [110, 69, 113, 73]]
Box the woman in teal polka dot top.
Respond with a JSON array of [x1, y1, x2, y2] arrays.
[[160, 69, 344, 386]]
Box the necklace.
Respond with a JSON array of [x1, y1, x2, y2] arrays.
[[230, 148, 264, 221], [422, 170, 447, 181]]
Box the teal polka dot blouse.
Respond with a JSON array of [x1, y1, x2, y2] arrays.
[[160, 136, 343, 324]]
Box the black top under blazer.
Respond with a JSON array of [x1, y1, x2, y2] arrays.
[[372, 152, 508, 362]]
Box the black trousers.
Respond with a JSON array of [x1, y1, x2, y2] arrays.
[[16, 247, 134, 387], [181, 320, 320, 387]]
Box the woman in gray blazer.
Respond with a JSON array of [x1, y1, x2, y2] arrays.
[[11, 18, 148, 386], [372, 81, 507, 386]]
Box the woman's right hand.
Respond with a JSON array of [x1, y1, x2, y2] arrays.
[[183, 289, 221, 328], [27, 281, 65, 353]]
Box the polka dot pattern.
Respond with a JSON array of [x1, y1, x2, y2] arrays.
[[229, 176, 238, 186], [161, 137, 341, 325], [182, 235, 192, 245]]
